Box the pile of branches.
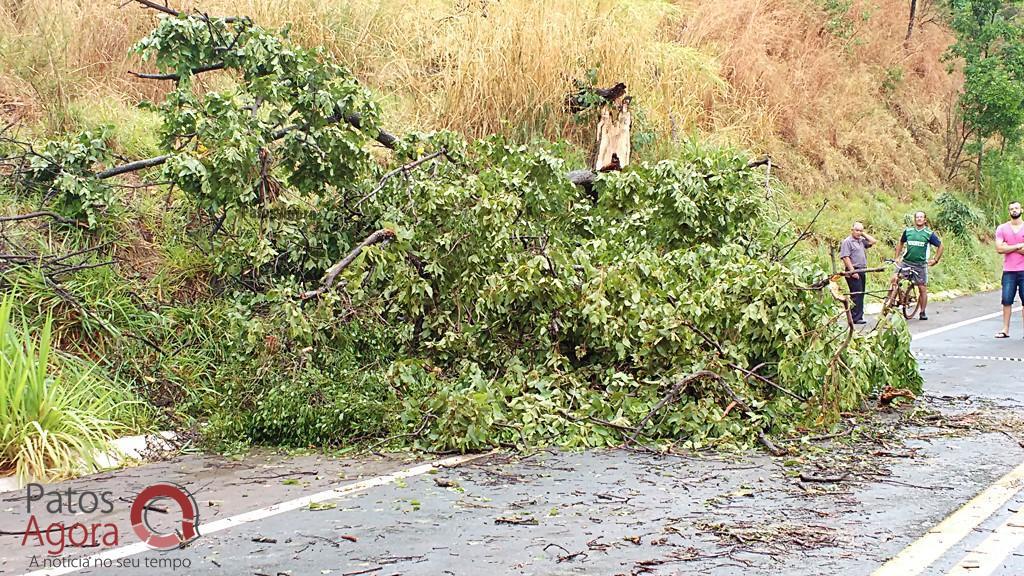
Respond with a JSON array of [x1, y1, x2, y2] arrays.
[[0, 1, 923, 453]]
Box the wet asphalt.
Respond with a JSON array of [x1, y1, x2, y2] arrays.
[[2, 291, 1024, 576]]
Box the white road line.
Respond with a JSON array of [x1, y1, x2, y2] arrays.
[[21, 452, 492, 576], [870, 448, 1024, 576], [946, 507, 1024, 576], [913, 307, 1022, 341], [915, 353, 1024, 363]]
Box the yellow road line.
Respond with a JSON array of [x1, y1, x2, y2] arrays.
[[871, 459, 1024, 576], [945, 507, 1024, 576]]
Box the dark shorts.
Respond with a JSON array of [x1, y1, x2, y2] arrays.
[[897, 261, 927, 286], [1002, 271, 1024, 306]]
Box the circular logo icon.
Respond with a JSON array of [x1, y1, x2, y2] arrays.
[[130, 482, 200, 550]]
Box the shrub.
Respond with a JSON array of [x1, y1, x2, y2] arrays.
[[933, 191, 982, 238], [0, 296, 138, 482]]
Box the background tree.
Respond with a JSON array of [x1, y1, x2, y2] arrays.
[[944, 0, 1024, 184], [907, 0, 919, 43]]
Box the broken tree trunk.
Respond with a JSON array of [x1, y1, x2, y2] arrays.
[[592, 96, 632, 172]]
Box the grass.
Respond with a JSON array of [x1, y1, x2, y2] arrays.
[[789, 184, 1001, 296], [0, 0, 962, 194], [979, 149, 1024, 227], [0, 295, 145, 483]]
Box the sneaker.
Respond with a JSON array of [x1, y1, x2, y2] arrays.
[[919, 312, 928, 320], [854, 319, 867, 324]]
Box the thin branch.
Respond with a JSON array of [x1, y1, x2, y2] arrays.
[[714, 378, 786, 456], [628, 371, 723, 444], [299, 229, 397, 300], [354, 149, 446, 208], [0, 211, 81, 226], [129, 62, 226, 81], [50, 260, 116, 276], [775, 200, 827, 262], [683, 321, 804, 402], [51, 241, 115, 263]]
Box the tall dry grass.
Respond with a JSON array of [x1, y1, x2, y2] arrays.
[[0, 0, 962, 192], [677, 0, 961, 191]]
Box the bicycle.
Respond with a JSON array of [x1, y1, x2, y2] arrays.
[[881, 258, 921, 319]]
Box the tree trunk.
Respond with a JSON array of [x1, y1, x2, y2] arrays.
[[592, 97, 632, 172], [975, 141, 983, 194], [905, 0, 918, 44]]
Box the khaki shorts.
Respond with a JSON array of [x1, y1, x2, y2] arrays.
[[898, 261, 927, 286]]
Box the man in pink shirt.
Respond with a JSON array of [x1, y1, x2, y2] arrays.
[[995, 201, 1024, 338]]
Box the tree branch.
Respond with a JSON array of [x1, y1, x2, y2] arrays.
[[774, 199, 827, 262], [342, 113, 397, 149], [128, 0, 180, 17], [129, 62, 226, 81], [628, 371, 723, 444], [714, 378, 787, 456], [127, 0, 243, 23], [0, 211, 82, 226], [567, 153, 778, 191], [95, 155, 171, 180], [682, 321, 805, 402], [355, 149, 447, 207], [299, 229, 397, 300], [86, 111, 397, 182]]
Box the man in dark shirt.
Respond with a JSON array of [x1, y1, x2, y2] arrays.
[[840, 221, 877, 324]]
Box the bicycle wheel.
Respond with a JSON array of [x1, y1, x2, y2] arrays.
[[900, 280, 919, 319]]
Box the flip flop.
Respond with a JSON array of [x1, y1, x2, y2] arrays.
[[995, 332, 1010, 338]]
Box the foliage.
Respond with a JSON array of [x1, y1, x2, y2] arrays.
[[4, 10, 924, 454], [881, 66, 904, 94], [131, 14, 384, 281], [933, 190, 983, 237], [0, 296, 139, 482], [980, 147, 1024, 224], [19, 127, 116, 227], [945, 0, 1024, 167], [819, 0, 857, 40], [197, 132, 922, 451]]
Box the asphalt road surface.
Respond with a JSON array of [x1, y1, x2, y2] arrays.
[[2, 291, 1024, 576]]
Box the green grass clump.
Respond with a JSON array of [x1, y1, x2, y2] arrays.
[[0, 296, 143, 483]]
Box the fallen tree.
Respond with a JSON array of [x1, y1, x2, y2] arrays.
[[0, 2, 922, 453]]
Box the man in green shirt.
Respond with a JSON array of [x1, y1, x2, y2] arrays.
[[894, 211, 944, 320]]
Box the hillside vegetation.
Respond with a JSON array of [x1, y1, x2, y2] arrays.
[[2, 0, 959, 192]]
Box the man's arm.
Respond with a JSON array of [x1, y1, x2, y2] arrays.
[[996, 228, 1008, 253], [929, 238, 944, 266], [1000, 229, 1024, 254], [894, 239, 905, 261], [862, 232, 877, 247], [995, 232, 1023, 254], [841, 256, 859, 278]]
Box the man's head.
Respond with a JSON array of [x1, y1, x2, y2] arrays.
[[1010, 201, 1022, 221], [914, 211, 927, 228], [851, 221, 865, 239]]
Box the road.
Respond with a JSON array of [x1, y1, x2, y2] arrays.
[[2, 291, 1023, 576]]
